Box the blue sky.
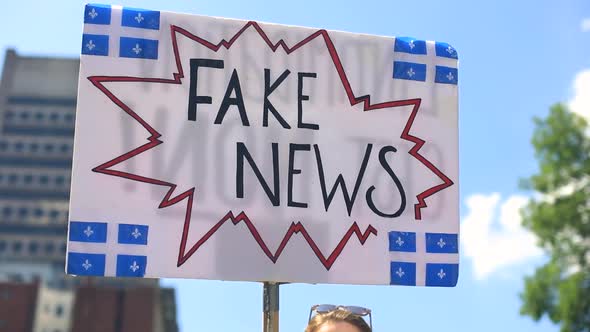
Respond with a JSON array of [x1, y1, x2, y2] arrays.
[[2, 0, 589, 331]]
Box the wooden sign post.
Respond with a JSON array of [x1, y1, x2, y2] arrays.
[[263, 282, 280, 332]]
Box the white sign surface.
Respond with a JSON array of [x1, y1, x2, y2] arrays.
[[67, 4, 459, 286]]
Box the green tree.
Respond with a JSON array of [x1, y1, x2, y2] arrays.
[[520, 104, 590, 331]]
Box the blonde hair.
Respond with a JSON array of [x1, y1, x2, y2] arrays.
[[305, 309, 372, 332]]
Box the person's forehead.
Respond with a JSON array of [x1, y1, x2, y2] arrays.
[[316, 321, 362, 332]]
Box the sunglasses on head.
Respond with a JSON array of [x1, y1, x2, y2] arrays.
[[308, 304, 372, 328]]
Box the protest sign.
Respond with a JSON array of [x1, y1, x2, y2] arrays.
[[67, 4, 459, 286]]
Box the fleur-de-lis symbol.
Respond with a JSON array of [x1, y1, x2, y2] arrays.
[[446, 72, 455, 81], [82, 259, 92, 270], [396, 267, 405, 278], [437, 238, 446, 248], [130, 261, 140, 272], [395, 236, 404, 247], [131, 228, 141, 239], [132, 44, 142, 55], [437, 269, 446, 279], [134, 13, 144, 23], [446, 45, 454, 54], [88, 8, 98, 19], [407, 67, 416, 78], [408, 40, 415, 49], [83, 226, 94, 237], [86, 40, 96, 51]]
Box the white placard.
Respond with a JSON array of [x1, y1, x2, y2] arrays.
[[67, 4, 459, 287]]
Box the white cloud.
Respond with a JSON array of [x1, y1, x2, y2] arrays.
[[582, 18, 590, 32], [461, 193, 543, 280], [569, 69, 590, 121]]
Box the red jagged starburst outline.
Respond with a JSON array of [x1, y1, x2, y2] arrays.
[[185, 211, 377, 270], [88, 21, 454, 269]]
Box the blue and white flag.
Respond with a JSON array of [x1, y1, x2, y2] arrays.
[[392, 36, 459, 86], [389, 232, 459, 287], [66, 221, 149, 277], [82, 4, 161, 60]]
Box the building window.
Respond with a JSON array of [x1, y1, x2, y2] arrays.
[[45, 242, 55, 254], [14, 142, 24, 151], [0, 241, 6, 252], [44, 144, 54, 152], [8, 174, 18, 184], [4, 110, 15, 120], [12, 241, 23, 253], [34, 208, 44, 217], [55, 176, 66, 186], [24, 175, 33, 184], [49, 210, 60, 220], [8, 274, 23, 282], [64, 113, 74, 122], [28, 241, 39, 254], [60, 144, 70, 153], [39, 175, 49, 185], [60, 243, 67, 253], [30, 143, 39, 152], [19, 112, 30, 120], [55, 304, 63, 317], [0, 141, 7, 151], [18, 207, 28, 217], [35, 112, 44, 120], [49, 113, 59, 122], [2, 207, 12, 217]]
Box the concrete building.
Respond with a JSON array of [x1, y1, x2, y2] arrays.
[[0, 49, 178, 332], [0, 281, 175, 332], [0, 49, 75, 287], [32, 285, 75, 332], [70, 285, 171, 332], [0, 282, 38, 331]]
